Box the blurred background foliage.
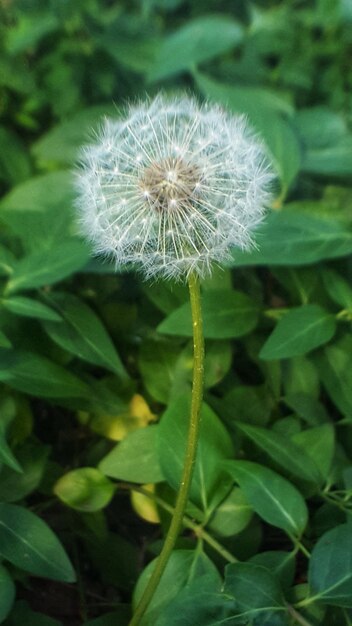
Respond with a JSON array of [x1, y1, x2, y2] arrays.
[[0, 1, 352, 625]]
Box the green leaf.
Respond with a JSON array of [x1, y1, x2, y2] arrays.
[[0, 172, 79, 256], [134, 550, 220, 626], [283, 393, 329, 425], [158, 396, 233, 512], [223, 562, 288, 624], [309, 524, 352, 606], [140, 339, 231, 404], [195, 72, 299, 190], [296, 106, 352, 177], [0, 503, 76, 582], [99, 426, 164, 484], [322, 269, 352, 309], [231, 209, 352, 267], [0, 245, 16, 277], [0, 565, 15, 623], [0, 350, 89, 399], [0, 126, 31, 185], [149, 16, 243, 81], [260, 305, 336, 360], [0, 442, 49, 502], [42, 293, 128, 378], [5, 11, 59, 54], [222, 460, 308, 537], [158, 289, 259, 339], [54, 467, 114, 512], [314, 335, 352, 418], [6, 241, 90, 294], [32, 105, 116, 165], [295, 107, 347, 150], [2, 297, 62, 322], [208, 487, 253, 537], [0, 418, 22, 474], [235, 421, 322, 485], [0, 331, 12, 349], [195, 71, 292, 119], [155, 562, 289, 626], [292, 424, 335, 482]]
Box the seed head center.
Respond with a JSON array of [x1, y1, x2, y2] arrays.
[[139, 157, 201, 212]]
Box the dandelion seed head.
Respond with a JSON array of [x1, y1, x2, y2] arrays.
[[75, 94, 274, 281]]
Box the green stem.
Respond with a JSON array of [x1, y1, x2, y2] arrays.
[[125, 484, 237, 564], [129, 272, 205, 626], [285, 603, 315, 626]]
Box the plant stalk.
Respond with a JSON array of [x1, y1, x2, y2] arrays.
[[129, 272, 204, 626]]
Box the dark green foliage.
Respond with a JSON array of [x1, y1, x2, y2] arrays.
[[0, 1, 352, 624]]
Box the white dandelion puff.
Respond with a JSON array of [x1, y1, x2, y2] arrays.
[[75, 94, 274, 281]]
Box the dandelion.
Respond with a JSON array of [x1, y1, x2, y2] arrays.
[[75, 94, 272, 281], [75, 94, 273, 626]]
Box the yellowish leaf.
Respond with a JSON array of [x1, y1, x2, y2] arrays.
[[131, 484, 160, 524]]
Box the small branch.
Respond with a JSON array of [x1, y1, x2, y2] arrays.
[[286, 603, 315, 626]]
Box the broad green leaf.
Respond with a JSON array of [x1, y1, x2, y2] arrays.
[[100, 28, 159, 74], [155, 563, 289, 626], [292, 424, 335, 481], [0, 564, 15, 623], [0, 350, 89, 398], [195, 72, 298, 190], [309, 524, 352, 606], [134, 550, 220, 626], [222, 460, 308, 537], [260, 305, 336, 360], [0, 172, 79, 260], [208, 487, 253, 537], [149, 16, 243, 81], [322, 269, 352, 309], [138, 340, 180, 403], [195, 71, 293, 119], [140, 339, 231, 404], [54, 468, 114, 512], [99, 426, 164, 484], [282, 356, 320, 398], [223, 562, 288, 624], [143, 281, 188, 315], [265, 115, 301, 193], [42, 293, 127, 378], [0, 503, 76, 582], [2, 297, 61, 321], [295, 107, 347, 150], [0, 171, 74, 239], [235, 421, 322, 485], [158, 289, 259, 339], [0, 331, 11, 349], [32, 105, 116, 165], [250, 551, 295, 592], [283, 393, 329, 425], [0, 418, 22, 474], [231, 209, 352, 266], [295, 107, 352, 177], [5, 11, 59, 54], [314, 335, 352, 418], [6, 241, 90, 294], [0, 126, 31, 185], [219, 385, 273, 426], [0, 245, 15, 277], [158, 396, 233, 512], [0, 442, 49, 502]]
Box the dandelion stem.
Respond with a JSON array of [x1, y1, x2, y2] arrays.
[[129, 272, 204, 625]]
